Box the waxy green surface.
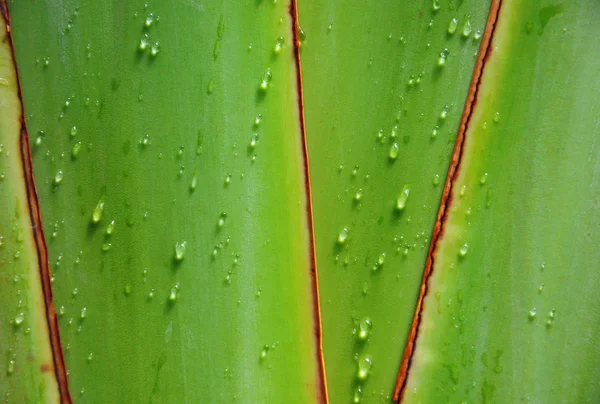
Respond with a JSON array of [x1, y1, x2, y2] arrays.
[[0, 10, 59, 403], [404, 1, 600, 402], [8, 0, 323, 402], [297, 0, 491, 401]]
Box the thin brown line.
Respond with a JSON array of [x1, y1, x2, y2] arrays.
[[0, 2, 72, 403], [392, 0, 503, 401], [289, 1, 329, 402]]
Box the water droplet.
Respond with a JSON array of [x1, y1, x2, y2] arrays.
[[337, 227, 349, 245], [273, 36, 284, 53], [80, 307, 87, 319], [493, 111, 501, 123], [92, 198, 104, 223], [145, 12, 155, 27], [175, 241, 187, 261], [440, 106, 449, 120], [71, 142, 82, 158], [479, 173, 489, 185], [259, 68, 272, 92], [124, 285, 132, 296], [139, 33, 150, 51], [390, 124, 399, 139], [432, 125, 440, 138], [357, 317, 372, 341], [54, 170, 64, 185], [150, 41, 161, 56], [433, 174, 441, 186], [224, 173, 232, 185], [217, 212, 227, 228], [352, 386, 363, 403], [190, 169, 199, 191], [448, 17, 458, 35], [70, 126, 78, 137], [298, 26, 306, 45], [105, 220, 115, 235], [169, 283, 180, 301], [432, 0, 440, 11], [7, 359, 14, 375], [528, 308, 537, 320], [462, 15, 472, 37], [248, 133, 259, 149], [354, 188, 363, 201], [388, 142, 399, 160], [253, 114, 262, 128], [357, 355, 372, 380], [474, 30, 482, 40], [14, 313, 24, 326], [459, 243, 468, 257], [101, 243, 112, 252], [140, 134, 151, 147], [87, 353, 93, 362], [396, 185, 410, 211], [546, 309, 556, 326], [437, 48, 449, 67], [259, 345, 270, 360]]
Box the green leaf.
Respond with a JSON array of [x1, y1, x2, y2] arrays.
[[402, 0, 600, 402], [298, 0, 491, 401], [0, 9, 62, 402], [7, 0, 324, 402]]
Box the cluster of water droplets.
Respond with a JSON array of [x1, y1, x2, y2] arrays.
[[137, 5, 161, 57], [352, 316, 374, 402]]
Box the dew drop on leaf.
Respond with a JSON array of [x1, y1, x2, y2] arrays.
[[357, 317, 372, 341], [356, 354, 372, 380], [337, 227, 349, 245], [448, 17, 458, 35], [92, 198, 104, 223], [175, 241, 187, 261], [396, 185, 410, 211], [459, 243, 468, 257], [388, 142, 399, 160]]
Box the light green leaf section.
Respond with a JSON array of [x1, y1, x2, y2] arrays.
[[404, 1, 600, 402], [0, 10, 59, 404], [297, 0, 490, 402], [8, 0, 322, 402]]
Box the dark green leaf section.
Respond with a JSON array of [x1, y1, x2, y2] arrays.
[[9, 1, 322, 402], [297, 0, 491, 401], [0, 10, 59, 403], [404, 1, 600, 402]]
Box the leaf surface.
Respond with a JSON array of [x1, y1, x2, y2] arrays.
[[0, 8, 63, 403], [401, 1, 600, 402], [297, 0, 491, 401], [7, 1, 324, 402]]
